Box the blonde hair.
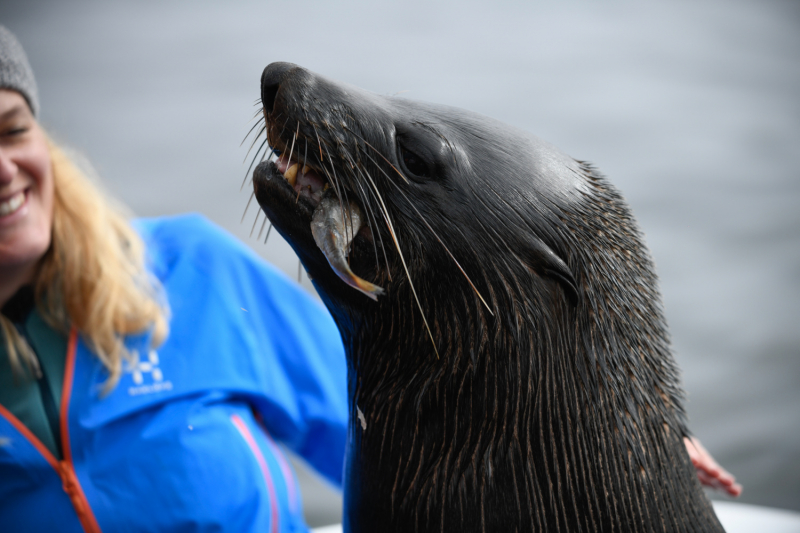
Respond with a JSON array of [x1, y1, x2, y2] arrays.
[[1, 140, 168, 390]]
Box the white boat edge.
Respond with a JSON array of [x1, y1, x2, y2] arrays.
[[311, 501, 800, 533]]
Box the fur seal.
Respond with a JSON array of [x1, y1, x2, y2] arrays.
[[252, 62, 724, 532]]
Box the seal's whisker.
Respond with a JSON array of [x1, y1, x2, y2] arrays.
[[250, 208, 262, 238], [363, 180, 393, 282], [341, 151, 380, 253], [344, 151, 392, 278], [332, 149, 355, 246], [265, 114, 289, 152], [344, 126, 409, 185], [246, 131, 267, 163], [311, 134, 336, 191], [243, 123, 267, 162], [240, 116, 265, 148], [391, 182, 493, 316], [263, 222, 273, 244], [355, 179, 382, 272], [241, 136, 269, 190], [341, 154, 369, 252], [351, 153, 395, 281], [312, 124, 326, 162], [321, 140, 355, 245], [257, 211, 270, 240], [241, 191, 255, 224], [359, 166, 439, 358], [313, 125, 347, 214], [301, 138, 308, 183], [319, 153, 349, 234], [285, 125, 299, 168]]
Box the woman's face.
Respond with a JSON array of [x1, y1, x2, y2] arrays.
[[0, 89, 54, 281]]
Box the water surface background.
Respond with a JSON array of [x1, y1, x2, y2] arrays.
[[2, 0, 798, 526]]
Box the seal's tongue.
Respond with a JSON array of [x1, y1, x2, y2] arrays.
[[310, 189, 384, 300]]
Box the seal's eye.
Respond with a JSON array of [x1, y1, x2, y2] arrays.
[[399, 145, 431, 179]]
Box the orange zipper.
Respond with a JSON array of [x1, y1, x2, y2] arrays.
[[0, 329, 102, 533]]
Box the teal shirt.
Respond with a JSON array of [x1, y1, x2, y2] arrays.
[[0, 308, 67, 459]]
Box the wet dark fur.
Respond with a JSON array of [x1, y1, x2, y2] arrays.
[[252, 63, 724, 532]]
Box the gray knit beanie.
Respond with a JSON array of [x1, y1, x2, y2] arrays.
[[0, 25, 39, 116]]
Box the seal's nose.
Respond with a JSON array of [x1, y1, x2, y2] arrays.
[[261, 62, 301, 114]]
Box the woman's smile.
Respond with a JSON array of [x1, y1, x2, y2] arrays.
[[0, 189, 28, 218]]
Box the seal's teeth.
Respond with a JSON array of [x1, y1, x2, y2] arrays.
[[285, 163, 299, 186]]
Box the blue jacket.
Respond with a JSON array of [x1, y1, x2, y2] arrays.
[[0, 214, 349, 532]]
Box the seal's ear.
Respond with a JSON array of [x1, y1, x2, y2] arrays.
[[527, 237, 580, 305]]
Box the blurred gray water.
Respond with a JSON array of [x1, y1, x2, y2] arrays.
[[2, 0, 798, 526]]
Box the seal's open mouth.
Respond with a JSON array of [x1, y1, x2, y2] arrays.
[[262, 146, 385, 301], [274, 154, 327, 208]]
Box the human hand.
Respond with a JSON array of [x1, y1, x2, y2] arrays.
[[684, 436, 742, 497]]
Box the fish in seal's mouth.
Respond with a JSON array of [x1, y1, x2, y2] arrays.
[[272, 151, 384, 300]]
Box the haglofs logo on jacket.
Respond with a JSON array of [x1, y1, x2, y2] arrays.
[[126, 349, 173, 396]]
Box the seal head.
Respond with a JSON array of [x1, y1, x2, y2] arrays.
[[253, 62, 723, 532]]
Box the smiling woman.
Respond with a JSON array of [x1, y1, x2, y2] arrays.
[[0, 83, 168, 387], [0, 25, 349, 533]]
